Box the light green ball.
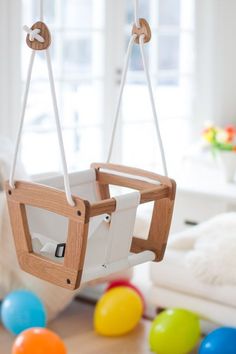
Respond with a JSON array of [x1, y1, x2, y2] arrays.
[[149, 308, 200, 354]]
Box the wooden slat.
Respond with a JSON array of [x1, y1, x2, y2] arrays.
[[131, 179, 176, 261], [93, 169, 110, 200], [5, 181, 90, 223], [97, 171, 159, 191], [91, 162, 173, 189], [19, 252, 80, 290], [96, 183, 110, 200], [7, 200, 33, 254], [64, 221, 89, 288], [89, 185, 170, 217]]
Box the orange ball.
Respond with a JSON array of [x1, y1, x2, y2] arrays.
[[12, 328, 67, 354]]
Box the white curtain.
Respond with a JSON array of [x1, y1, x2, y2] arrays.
[[0, 0, 21, 139]]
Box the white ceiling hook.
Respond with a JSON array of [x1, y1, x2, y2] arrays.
[[23, 25, 45, 43]]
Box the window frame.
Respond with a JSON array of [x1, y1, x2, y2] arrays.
[[1, 0, 198, 177]]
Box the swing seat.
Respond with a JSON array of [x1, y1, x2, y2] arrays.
[[5, 163, 176, 290]]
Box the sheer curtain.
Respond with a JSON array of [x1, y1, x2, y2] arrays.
[[0, 0, 21, 139]]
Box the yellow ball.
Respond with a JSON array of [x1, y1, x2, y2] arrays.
[[94, 286, 143, 336]]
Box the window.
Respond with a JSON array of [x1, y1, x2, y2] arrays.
[[21, 0, 105, 175], [20, 0, 195, 176], [123, 0, 195, 173]]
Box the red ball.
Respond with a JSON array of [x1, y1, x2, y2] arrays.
[[106, 279, 145, 311], [12, 328, 67, 354]]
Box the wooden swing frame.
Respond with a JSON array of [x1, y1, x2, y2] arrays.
[[5, 163, 175, 290]]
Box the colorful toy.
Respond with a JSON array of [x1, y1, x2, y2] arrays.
[[1, 290, 46, 335], [149, 308, 200, 354], [11, 328, 67, 354], [106, 279, 145, 311], [199, 327, 236, 354], [94, 286, 143, 336]]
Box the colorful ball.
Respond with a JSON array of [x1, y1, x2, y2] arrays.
[[106, 279, 145, 311], [149, 308, 200, 354], [12, 328, 67, 354], [94, 286, 143, 336], [1, 290, 46, 335], [199, 327, 236, 354]]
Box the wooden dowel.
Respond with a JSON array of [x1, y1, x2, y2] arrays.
[[97, 172, 159, 191], [89, 185, 170, 217]]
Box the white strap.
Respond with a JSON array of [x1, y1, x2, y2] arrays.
[[106, 21, 168, 176], [45, 49, 74, 206], [106, 35, 136, 163], [9, 50, 36, 189], [134, 0, 141, 28], [104, 191, 141, 266], [10, 27, 74, 206], [40, 0, 44, 21], [139, 35, 168, 176]]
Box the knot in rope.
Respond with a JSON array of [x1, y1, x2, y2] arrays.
[[23, 25, 45, 43]]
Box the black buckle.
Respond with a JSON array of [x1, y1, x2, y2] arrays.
[[55, 243, 66, 258]]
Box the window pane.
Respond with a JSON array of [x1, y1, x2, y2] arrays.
[[157, 77, 194, 118], [62, 32, 104, 77], [159, 0, 181, 26], [158, 35, 180, 71], [22, 0, 60, 26], [122, 118, 192, 176], [63, 0, 105, 29], [63, 34, 92, 75], [21, 0, 105, 174], [122, 123, 160, 171], [60, 81, 103, 127], [122, 77, 194, 124], [62, 0, 93, 28]]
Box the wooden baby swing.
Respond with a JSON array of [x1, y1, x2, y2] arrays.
[[5, 0, 176, 290]]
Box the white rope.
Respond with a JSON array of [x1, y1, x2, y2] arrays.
[[106, 32, 168, 176], [45, 49, 75, 206], [134, 0, 141, 28], [40, 0, 44, 21], [139, 35, 168, 176], [10, 26, 75, 206], [10, 51, 36, 189], [106, 35, 136, 163], [23, 25, 45, 43]]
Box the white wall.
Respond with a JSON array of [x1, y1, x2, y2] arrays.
[[195, 0, 236, 128], [0, 0, 21, 139]]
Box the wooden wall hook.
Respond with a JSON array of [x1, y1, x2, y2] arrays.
[[26, 21, 51, 51], [132, 18, 152, 44]]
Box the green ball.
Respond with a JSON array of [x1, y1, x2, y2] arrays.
[[149, 308, 200, 354]]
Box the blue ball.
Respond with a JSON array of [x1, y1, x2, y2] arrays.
[[200, 327, 236, 354], [1, 290, 46, 335]]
